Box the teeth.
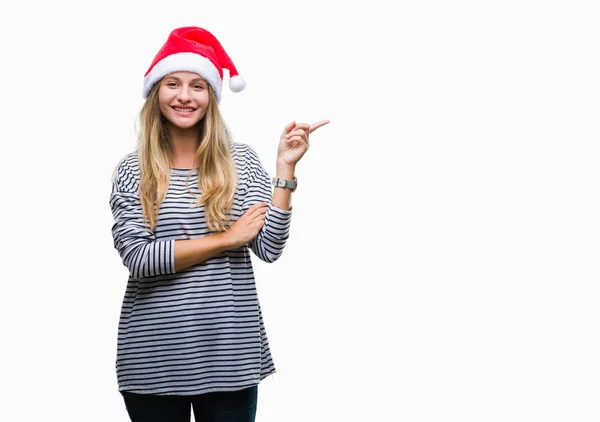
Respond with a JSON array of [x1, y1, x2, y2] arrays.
[[174, 107, 194, 112]]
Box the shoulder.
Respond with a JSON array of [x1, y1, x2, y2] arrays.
[[111, 152, 140, 193], [229, 141, 251, 158], [229, 141, 268, 183], [229, 141, 262, 167]]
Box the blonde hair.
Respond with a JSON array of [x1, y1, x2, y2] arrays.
[[137, 81, 237, 233]]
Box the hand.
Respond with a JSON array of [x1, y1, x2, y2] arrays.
[[225, 202, 268, 248], [277, 120, 330, 167]]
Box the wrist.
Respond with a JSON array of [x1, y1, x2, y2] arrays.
[[217, 230, 237, 250], [276, 160, 296, 178]]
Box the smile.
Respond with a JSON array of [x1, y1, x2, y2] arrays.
[[172, 107, 196, 113]]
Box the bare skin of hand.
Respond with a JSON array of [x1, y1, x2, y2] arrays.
[[225, 202, 269, 248], [278, 120, 330, 167]]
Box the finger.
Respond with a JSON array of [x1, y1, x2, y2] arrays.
[[250, 201, 268, 209], [281, 121, 296, 136], [286, 138, 309, 150], [292, 123, 311, 133], [285, 129, 308, 139], [286, 136, 308, 145], [309, 120, 330, 134], [247, 202, 268, 216]]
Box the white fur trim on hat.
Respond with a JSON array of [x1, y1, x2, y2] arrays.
[[142, 52, 222, 101]]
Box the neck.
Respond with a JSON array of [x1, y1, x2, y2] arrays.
[[167, 123, 201, 168]]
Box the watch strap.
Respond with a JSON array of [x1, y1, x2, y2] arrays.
[[271, 176, 297, 192]]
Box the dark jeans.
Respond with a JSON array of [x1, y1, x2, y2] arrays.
[[120, 385, 258, 422]]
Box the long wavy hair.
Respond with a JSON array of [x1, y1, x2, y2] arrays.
[[137, 81, 237, 233]]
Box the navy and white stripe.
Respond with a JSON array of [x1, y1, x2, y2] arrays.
[[109, 142, 292, 396]]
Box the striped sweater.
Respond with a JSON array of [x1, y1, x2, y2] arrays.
[[109, 142, 292, 396]]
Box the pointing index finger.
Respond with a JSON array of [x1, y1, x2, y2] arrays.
[[309, 120, 330, 134]]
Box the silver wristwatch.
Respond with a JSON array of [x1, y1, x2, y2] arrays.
[[271, 176, 297, 192]]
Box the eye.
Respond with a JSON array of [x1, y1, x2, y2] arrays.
[[193, 84, 205, 89], [166, 82, 177, 88]]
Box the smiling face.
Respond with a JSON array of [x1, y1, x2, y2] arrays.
[[158, 71, 210, 131]]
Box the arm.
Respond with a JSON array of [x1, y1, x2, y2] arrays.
[[112, 188, 239, 277], [112, 186, 243, 275], [110, 159, 236, 278], [110, 186, 177, 279], [173, 233, 233, 272], [243, 146, 293, 263], [173, 199, 270, 270]]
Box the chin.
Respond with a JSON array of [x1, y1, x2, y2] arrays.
[[168, 115, 204, 129], [175, 122, 201, 130]]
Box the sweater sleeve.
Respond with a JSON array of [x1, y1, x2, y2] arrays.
[[242, 145, 292, 263], [109, 158, 176, 279]]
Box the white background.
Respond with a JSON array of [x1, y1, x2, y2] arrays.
[[1, 0, 599, 421]]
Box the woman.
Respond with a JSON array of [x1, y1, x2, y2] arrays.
[[109, 26, 328, 422]]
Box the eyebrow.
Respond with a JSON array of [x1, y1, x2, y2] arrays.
[[164, 76, 207, 83]]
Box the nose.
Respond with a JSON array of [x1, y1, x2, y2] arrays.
[[177, 86, 191, 102]]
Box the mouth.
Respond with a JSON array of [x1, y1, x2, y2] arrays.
[[172, 106, 197, 114]]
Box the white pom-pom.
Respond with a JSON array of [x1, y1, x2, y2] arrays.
[[229, 75, 246, 92]]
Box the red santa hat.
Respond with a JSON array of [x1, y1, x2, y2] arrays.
[[142, 26, 246, 102]]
